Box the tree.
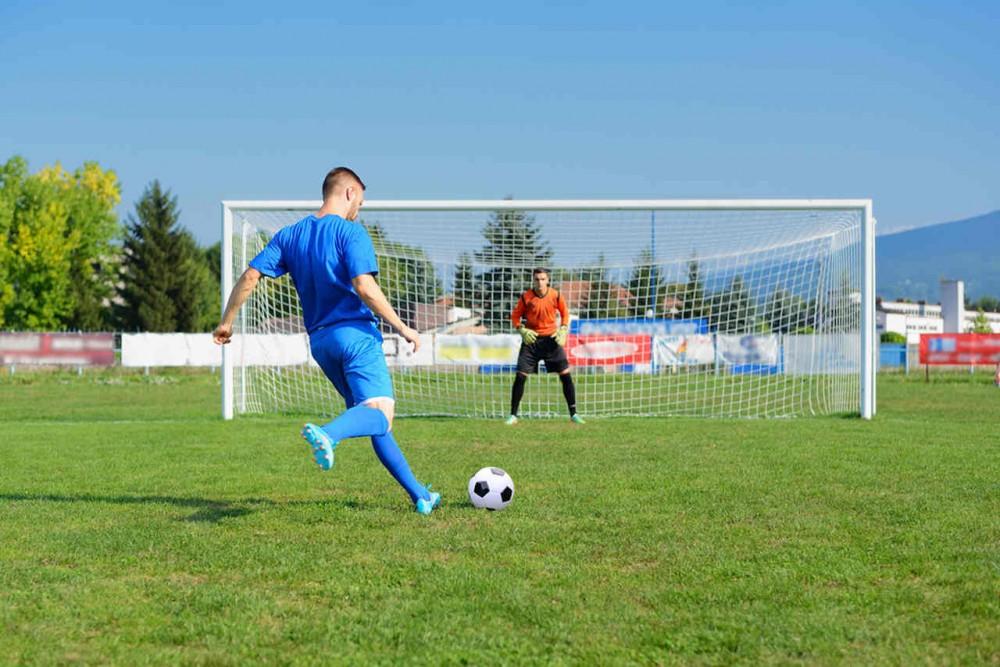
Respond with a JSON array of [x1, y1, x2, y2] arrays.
[[816, 273, 857, 332], [763, 287, 813, 333], [0, 156, 121, 330], [577, 254, 629, 320], [117, 181, 213, 331], [967, 295, 1000, 313], [474, 208, 553, 332], [364, 221, 441, 327], [967, 309, 993, 334], [453, 252, 477, 309], [200, 241, 223, 331], [679, 258, 707, 320], [708, 275, 755, 333], [627, 246, 664, 318]]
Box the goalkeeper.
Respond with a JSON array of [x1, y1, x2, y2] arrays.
[[507, 268, 584, 425]]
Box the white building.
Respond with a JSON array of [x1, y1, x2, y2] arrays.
[[877, 300, 1000, 344]]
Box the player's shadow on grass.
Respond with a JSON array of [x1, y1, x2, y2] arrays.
[[0, 492, 371, 522], [0, 492, 271, 523]]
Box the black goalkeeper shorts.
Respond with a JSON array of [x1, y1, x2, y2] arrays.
[[516, 336, 570, 374]]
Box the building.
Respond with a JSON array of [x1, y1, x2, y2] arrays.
[[877, 299, 1000, 343]]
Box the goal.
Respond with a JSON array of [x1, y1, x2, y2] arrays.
[[221, 200, 875, 420]]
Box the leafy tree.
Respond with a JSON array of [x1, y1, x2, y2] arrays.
[[577, 254, 629, 320], [0, 156, 121, 330], [708, 275, 755, 333], [117, 181, 213, 331], [880, 331, 906, 344], [474, 208, 552, 332], [967, 295, 1000, 313], [966, 309, 993, 334]]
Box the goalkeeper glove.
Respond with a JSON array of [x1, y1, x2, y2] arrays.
[[518, 326, 538, 345], [554, 325, 568, 347]]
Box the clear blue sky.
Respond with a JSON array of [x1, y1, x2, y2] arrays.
[[1, 0, 997, 245]]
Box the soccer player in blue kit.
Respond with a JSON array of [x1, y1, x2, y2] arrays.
[[213, 167, 441, 515]]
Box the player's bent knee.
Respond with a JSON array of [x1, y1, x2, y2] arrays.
[[361, 397, 395, 430]]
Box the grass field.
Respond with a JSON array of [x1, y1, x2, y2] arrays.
[[1, 370, 998, 665]]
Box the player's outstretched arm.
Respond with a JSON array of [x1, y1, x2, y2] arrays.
[[213, 267, 261, 345], [352, 273, 421, 352]]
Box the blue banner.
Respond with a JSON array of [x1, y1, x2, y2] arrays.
[[571, 318, 708, 336]]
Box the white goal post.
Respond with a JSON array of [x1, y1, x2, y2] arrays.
[[222, 200, 875, 421]]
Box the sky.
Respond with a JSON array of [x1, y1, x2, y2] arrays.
[[1, 0, 997, 246]]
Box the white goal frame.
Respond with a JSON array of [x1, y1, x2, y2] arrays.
[[221, 199, 875, 421]]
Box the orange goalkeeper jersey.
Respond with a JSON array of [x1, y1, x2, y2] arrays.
[[510, 288, 569, 336]]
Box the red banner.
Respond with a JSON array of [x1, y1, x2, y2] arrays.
[[919, 333, 1000, 365], [0, 333, 115, 366], [565, 334, 652, 367]]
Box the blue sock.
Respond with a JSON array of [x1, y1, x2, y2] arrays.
[[371, 432, 429, 504], [321, 404, 389, 442]]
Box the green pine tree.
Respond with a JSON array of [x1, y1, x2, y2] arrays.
[[117, 181, 212, 331], [627, 246, 664, 318], [708, 275, 756, 333], [475, 208, 553, 332], [453, 253, 477, 309], [679, 258, 707, 321]]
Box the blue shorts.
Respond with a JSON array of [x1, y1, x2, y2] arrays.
[[309, 321, 394, 409]]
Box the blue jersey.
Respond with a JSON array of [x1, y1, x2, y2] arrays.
[[249, 214, 379, 334]]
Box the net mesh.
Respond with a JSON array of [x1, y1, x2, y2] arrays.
[[228, 203, 864, 419]]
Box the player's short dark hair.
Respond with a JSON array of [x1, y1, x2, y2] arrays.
[[322, 167, 366, 200], [533, 267, 550, 277]]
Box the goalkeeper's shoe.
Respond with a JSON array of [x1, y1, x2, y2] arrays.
[[504, 415, 519, 426], [301, 423, 337, 471], [415, 487, 442, 516], [570, 414, 586, 425]]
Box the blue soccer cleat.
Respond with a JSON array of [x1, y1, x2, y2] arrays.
[[415, 487, 442, 516], [570, 414, 586, 425], [301, 423, 337, 471]]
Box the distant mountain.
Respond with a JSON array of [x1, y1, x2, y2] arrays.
[[877, 210, 1000, 301]]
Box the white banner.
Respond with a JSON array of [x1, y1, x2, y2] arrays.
[[434, 334, 521, 366], [784, 333, 859, 375], [382, 334, 435, 367], [653, 335, 715, 366], [122, 333, 312, 367], [717, 334, 779, 365]]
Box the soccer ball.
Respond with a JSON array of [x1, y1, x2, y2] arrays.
[[467, 467, 515, 511]]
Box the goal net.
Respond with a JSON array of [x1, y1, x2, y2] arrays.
[[222, 200, 875, 420]]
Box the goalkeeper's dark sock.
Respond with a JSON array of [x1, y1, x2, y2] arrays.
[[371, 432, 428, 503], [510, 374, 527, 416], [560, 373, 577, 416], [321, 404, 390, 442]]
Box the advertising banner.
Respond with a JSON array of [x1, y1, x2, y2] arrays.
[[0, 333, 114, 366], [571, 318, 708, 336], [565, 334, 651, 367], [122, 333, 313, 367], [717, 334, 779, 365], [434, 334, 521, 366], [653, 335, 715, 366], [383, 333, 435, 367], [919, 334, 1000, 365]]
